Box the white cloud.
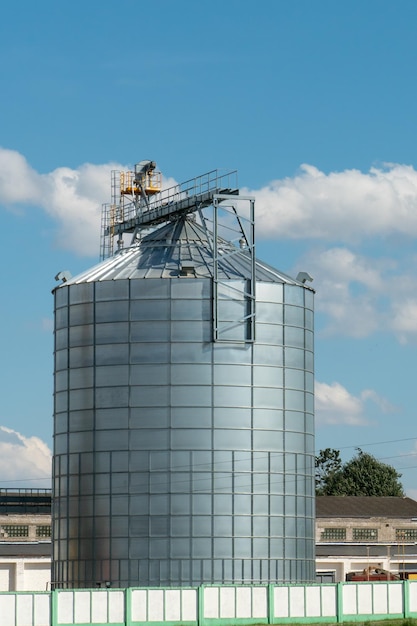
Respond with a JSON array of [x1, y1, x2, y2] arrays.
[[391, 298, 417, 344], [295, 245, 417, 343], [40, 162, 117, 255], [0, 148, 119, 255], [4, 150, 417, 255], [0, 148, 41, 205], [0, 427, 51, 487], [315, 381, 367, 426], [2, 149, 417, 343], [315, 381, 393, 427], [0, 147, 177, 256], [2, 150, 417, 258], [297, 246, 389, 337], [360, 389, 398, 413], [244, 163, 417, 241]]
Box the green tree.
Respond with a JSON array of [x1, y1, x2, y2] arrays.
[[315, 448, 404, 496], [315, 448, 343, 495]]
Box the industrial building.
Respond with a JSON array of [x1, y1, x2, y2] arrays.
[[2, 491, 417, 590], [0, 489, 51, 591], [316, 496, 417, 582], [52, 162, 316, 588]]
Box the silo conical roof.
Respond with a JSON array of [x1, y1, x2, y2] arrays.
[[62, 216, 303, 285]]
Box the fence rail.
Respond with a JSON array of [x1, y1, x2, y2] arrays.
[[1, 580, 417, 626]]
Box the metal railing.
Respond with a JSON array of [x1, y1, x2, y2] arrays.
[[100, 169, 239, 258]]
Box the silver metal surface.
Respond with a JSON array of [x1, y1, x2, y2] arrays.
[[52, 216, 315, 589]]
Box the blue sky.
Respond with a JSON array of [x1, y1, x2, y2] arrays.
[[1, 0, 417, 494]]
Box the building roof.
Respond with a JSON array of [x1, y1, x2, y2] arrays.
[[60, 216, 305, 285], [0, 542, 51, 557], [316, 543, 417, 557], [0, 489, 51, 514], [316, 496, 417, 518]]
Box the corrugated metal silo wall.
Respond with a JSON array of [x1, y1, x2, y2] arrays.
[[52, 276, 315, 588]]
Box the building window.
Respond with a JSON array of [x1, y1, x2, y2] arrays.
[[1, 525, 29, 537], [36, 525, 52, 538], [353, 528, 378, 541], [320, 527, 346, 541], [396, 528, 417, 541]]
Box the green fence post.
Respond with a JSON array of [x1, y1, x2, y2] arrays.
[[403, 580, 410, 619], [125, 587, 132, 626], [51, 589, 58, 626], [268, 584, 274, 624], [198, 585, 204, 626], [336, 583, 343, 623]]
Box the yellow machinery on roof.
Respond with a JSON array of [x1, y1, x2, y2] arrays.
[[100, 160, 162, 259], [100, 161, 242, 261], [120, 160, 161, 196]]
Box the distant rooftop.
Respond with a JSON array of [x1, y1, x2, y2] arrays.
[[0, 543, 51, 557], [0, 489, 51, 515], [316, 496, 417, 518]]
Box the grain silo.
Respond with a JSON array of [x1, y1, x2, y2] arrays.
[[52, 162, 315, 588]]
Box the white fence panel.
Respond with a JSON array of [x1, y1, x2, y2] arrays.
[[165, 590, 181, 621], [358, 583, 373, 614], [1, 594, 16, 626], [220, 587, 235, 619], [0, 593, 49, 626], [203, 587, 219, 619], [131, 587, 197, 624], [148, 589, 164, 621], [252, 587, 267, 619], [203, 587, 219, 618], [56, 589, 124, 625], [273, 585, 289, 618], [107, 591, 124, 624], [305, 586, 321, 616], [342, 584, 358, 615], [0, 580, 414, 626], [74, 591, 90, 623], [409, 581, 417, 613], [16, 594, 34, 626], [182, 589, 197, 621], [203, 586, 267, 621], [273, 584, 337, 621], [91, 591, 108, 623], [289, 586, 305, 618], [57, 591, 74, 623], [236, 587, 251, 618], [388, 583, 403, 614], [131, 589, 147, 622], [342, 582, 404, 618], [373, 584, 388, 615], [321, 585, 337, 617], [33, 594, 50, 626]]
